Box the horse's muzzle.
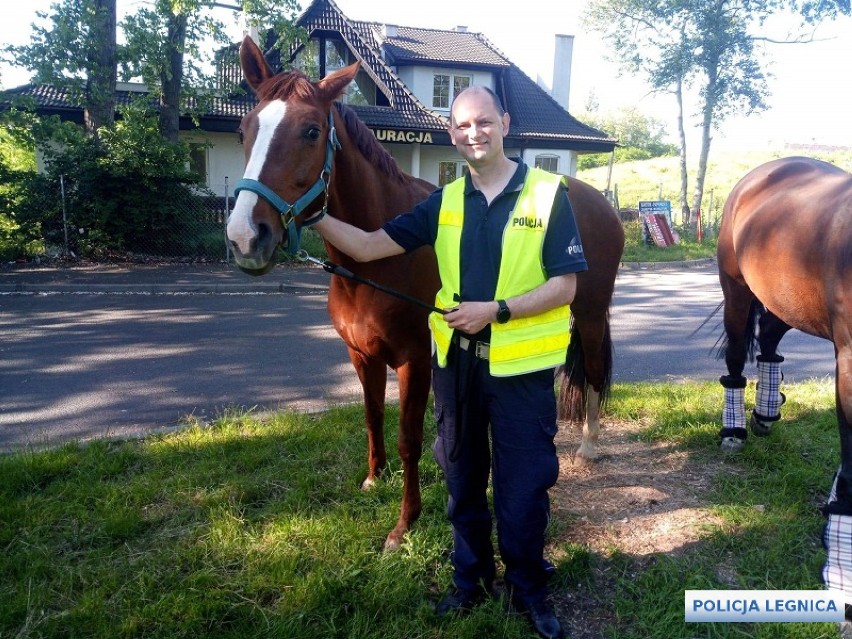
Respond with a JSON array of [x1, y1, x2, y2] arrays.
[[227, 211, 282, 275]]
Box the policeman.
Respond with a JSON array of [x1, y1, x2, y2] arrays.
[[310, 86, 586, 639]]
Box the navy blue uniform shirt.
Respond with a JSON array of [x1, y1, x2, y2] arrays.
[[382, 159, 588, 309]]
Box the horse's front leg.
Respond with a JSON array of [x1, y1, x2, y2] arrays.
[[823, 345, 852, 618], [383, 357, 430, 551], [347, 349, 388, 490]]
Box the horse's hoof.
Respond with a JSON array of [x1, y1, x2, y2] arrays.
[[749, 413, 774, 437], [573, 453, 597, 467], [383, 532, 404, 552], [574, 443, 598, 465], [361, 476, 378, 490], [720, 436, 746, 454]]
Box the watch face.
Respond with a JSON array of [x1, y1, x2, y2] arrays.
[[497, 301, 510, 323]]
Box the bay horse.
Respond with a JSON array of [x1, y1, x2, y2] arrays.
[[226, 36, 623, 550], [716, 156, 852, 605]]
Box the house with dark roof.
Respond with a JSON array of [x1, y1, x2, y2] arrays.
[[1, 0, 616, 197]]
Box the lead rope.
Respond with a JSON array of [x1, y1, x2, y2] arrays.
[[296, 250, 447, 315]]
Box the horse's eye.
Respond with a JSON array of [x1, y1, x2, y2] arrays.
[[305, 127, 321, 141]]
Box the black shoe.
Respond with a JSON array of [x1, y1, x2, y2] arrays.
[[511, 598, 565, 639], [435, 585, 492, 617]]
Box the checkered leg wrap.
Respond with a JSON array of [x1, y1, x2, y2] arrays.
[[823, 470, 852, 612], [719, 375, 748, 451], [723, 386, 746, 430], [720, 375, 747, 432], [755, 355, 784, 421]]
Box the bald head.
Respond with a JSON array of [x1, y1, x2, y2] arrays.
[[451, 86, 505, 123]]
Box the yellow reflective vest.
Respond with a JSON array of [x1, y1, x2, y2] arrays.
[[429, 167, 571, 376]]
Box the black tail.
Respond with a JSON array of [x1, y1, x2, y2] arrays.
[[712, 299, 763, 362], [557, 313, 613, 422]]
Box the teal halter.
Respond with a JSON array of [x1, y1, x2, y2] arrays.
[[234, 110, 340, 254]]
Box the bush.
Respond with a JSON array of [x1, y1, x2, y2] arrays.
[[0, 104, 222, 260]]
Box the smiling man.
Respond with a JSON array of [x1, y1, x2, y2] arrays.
[[311, 86, 587, 639]]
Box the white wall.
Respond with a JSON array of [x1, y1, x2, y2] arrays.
[[200, 122, 581, 197], [520, 148, 577, 177], [404, 66, 496, 115], [185, 131, 246, 197]]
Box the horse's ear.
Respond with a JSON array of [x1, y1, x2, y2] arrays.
[[240, 35, 274, 92], [317, 61, 360, 102]]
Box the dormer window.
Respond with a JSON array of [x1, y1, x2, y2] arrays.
[[432, 73, 471, 109], [293, 37, 377, 106]]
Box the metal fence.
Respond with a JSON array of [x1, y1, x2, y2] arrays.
[[48, 177, 235, 262]]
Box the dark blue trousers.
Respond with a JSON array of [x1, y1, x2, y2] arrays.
[[431, 345, 560, 604]]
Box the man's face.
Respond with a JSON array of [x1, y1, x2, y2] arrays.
[[448, 90, 509, 168]]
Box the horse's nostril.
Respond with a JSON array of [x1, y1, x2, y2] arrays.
[[256, 222, 271, 242]]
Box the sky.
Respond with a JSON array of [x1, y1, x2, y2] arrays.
[[2, 0, 850, 151]]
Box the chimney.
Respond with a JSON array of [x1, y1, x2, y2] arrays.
[[551, 34, 574, 112], [382, 24, 398, 39], [241, 12, 260, 46], [456, 25, 468, 33]]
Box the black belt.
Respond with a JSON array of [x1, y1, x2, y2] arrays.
[[456, 336, 490, 360]]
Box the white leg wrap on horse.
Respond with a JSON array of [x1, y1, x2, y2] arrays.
[[719, 375, 748, 452], [823, 470, 852, 610], [722, 386, 746, 431], [755, 356, 784, 419]]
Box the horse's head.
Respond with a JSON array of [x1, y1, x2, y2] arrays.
[[226, 36, 359, 275]]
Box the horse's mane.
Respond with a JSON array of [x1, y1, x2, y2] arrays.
[[255, 69, 317, 103], [334, 102, 407, 184], [255, 69, 408, 185]]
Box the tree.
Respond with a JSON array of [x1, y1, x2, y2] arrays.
[[584, 0, 850, 224], [6, 0, 303, 143], [121, 0, 304, 142], [578, 107, 677, 169], [4, 0, 117, 137]]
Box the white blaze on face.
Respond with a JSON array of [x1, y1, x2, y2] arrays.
[[227, 100, 289, 253]]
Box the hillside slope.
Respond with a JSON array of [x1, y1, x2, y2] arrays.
[[577, 147, 852, 224]]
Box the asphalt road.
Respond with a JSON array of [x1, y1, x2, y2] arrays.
[[0, 263, 836, 451]]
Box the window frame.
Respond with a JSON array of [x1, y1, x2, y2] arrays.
[[438, 160, 468, 186], [432, 72, 472, 109], [534, 154, 560, 174]]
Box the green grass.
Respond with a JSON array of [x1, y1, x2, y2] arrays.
[[620, 219, 717, 262], [0, 380, 842, 638]]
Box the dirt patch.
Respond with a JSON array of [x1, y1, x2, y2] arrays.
[[548, 418, 728, 638]]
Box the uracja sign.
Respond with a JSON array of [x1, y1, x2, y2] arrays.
[[370, 129, 434, 144]]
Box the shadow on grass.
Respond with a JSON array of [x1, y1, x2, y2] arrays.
[[0, 381, 843, 639], [549, 380, 840, 638]]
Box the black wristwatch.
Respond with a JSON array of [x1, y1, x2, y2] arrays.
[[496, 299, 511, 324]]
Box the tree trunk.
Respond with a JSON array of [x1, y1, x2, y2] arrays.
[[84, 0, 117, 137], [692, 74, 717, 220], [159, 11, 188, 143], [675, 78, 690, 226]]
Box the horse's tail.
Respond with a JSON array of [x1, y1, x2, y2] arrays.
[[712, 299, 763, 362], [557, 312, 613, 422]]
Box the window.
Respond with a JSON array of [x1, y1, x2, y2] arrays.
[[188, 144, 208, 182], [293, 37, 376, 105], [438, 161, 468, 186], [432, 73, 471, 109], [535, 155, 559, 174]]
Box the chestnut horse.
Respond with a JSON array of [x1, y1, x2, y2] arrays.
[[226, 36, 623, 550], [716, 156, 852, 604]]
